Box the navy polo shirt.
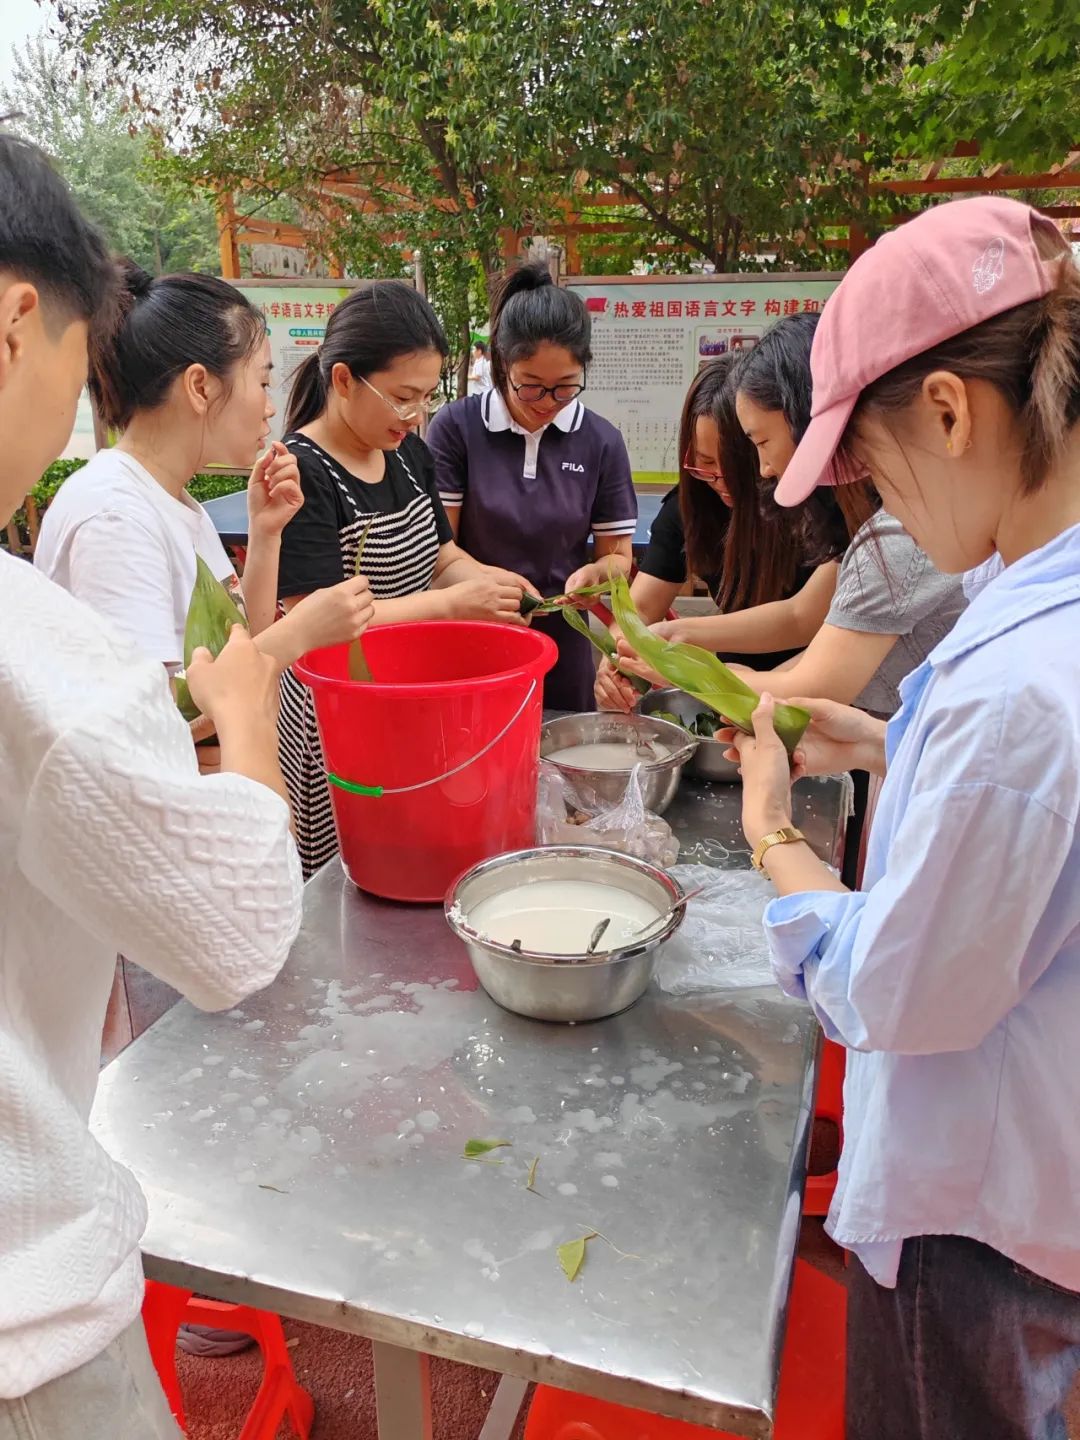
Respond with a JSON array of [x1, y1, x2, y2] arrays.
[[427, 389, 637, 711], [427, 388, 637, 596]]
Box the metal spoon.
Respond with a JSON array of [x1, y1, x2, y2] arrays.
[[586, 918, 611, 955], [622, 884, 707, 945]]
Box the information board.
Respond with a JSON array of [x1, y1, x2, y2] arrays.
[[234, 281, 358, 440], [564, 275, 840, 483]]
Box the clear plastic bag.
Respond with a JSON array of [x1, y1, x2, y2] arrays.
[[535, 761, 679, 869], [655, 862, 778, 993]]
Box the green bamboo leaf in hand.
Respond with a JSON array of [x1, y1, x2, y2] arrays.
[[609, 573, 809, 754]]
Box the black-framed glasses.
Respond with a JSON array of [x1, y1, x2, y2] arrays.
[[507, 376, 586, 405]]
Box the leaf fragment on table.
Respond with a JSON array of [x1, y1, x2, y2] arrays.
[[463, 1138, 512, 1159], [557, 1231, 598, 1282], [526, 1156, 540, 1192]]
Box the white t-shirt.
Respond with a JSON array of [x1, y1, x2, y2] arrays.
[[467, 356, 492, 396], [0, 551, 301, 1397], [35, 449, 240, 669]]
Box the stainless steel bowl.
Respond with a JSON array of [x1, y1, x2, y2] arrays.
[[639, 688, 741, 784], [540, 711, 697, 816], [445, 846, 685, 1022]]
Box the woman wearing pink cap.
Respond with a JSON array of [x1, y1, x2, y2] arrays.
[[726, 196, 1080, 1439]]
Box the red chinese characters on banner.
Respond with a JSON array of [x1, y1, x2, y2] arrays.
[[803, 298, 821, 312], [649, 301, 665, 318], [722, 300, 736, 316], [632, 301, 647, 318], [686, 300, 700, 317], [666, 300, 682, 318], [269, 303, 281, 318], [741, 299, 756, 316], [315, 303, 326, 318], [614, 301, 629, 318], [765, 299, 781, 317], [784, 298, 801, 315], [704, 300, 719, 317]]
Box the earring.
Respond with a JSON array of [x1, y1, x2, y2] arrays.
[[946, 437, 953, 453]]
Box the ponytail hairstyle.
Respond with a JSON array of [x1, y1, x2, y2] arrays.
[[734, 312, 876, 563], [0, 125, 116, 335], [841, 226, 1080, 493], [89, 262, 265, 430], [677, 356, 801, 610], [488, 263, 591, 395], [284, 280, 448, 432]]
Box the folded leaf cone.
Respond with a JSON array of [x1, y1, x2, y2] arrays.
[[173, 555, 248, 721]]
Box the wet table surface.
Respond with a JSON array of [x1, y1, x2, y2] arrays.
[[92, 774, 849, 1438]]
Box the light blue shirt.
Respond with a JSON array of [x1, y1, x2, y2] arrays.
[[765, 523, 1080, 1290]]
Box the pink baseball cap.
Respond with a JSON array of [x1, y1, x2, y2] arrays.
[[774, 197, 1065, 506]]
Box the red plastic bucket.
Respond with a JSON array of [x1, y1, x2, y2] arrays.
[[294, 622, 557, 902]]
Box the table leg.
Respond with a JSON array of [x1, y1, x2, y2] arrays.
[[478, 1375, 530, 1440], [372, 1341, 433, 1440]]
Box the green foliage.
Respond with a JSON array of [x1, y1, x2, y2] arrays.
[[1, 40, 219, 275], [882, 0, 1080, 168], [44, 0, 1080, 303]]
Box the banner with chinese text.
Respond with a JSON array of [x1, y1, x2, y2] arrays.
[[564, 276, 840, 483], [235, 283, 356, 440]]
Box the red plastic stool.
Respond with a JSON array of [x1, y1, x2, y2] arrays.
[[142, 1280, 314, 1439], [525, 1259, 845, 1440], [803, 1038, 845, 1219]]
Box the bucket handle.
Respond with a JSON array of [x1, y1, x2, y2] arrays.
[[304, 679, 539, 799]]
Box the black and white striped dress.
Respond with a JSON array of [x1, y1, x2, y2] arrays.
[[276, 432, 452, 878]]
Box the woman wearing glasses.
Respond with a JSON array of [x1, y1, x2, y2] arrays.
[[427, 264, 637, 711], [595, 350, 845, 713], [278, 280, 534, 875]]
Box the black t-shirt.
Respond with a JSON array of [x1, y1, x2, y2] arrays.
[[635, 485, 810, 669], [638, 488, 724, 597], [277, 431, 453, 598]]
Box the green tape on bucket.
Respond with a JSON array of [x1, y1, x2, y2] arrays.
[[327, 773, 384, 798]]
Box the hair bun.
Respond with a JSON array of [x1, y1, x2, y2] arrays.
[[119, 257, 154, 300], [502, 262, 553, 300]]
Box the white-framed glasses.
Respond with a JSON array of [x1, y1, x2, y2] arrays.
[[360, 375, 435, 422]]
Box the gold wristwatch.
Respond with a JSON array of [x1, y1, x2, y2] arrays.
[[751, 826, 807, 872]]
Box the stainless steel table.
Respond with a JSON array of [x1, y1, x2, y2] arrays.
[[92, 775, 848, 1439]]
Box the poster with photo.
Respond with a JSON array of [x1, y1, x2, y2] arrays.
[[564, 275, 840, 483]]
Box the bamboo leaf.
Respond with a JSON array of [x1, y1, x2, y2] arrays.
[[561, 606, 650, 695], [557, 1231, 598, 1282], [349, 517, 376, 682], [463, 1138, 512, 1159], [609, 573, 810, 755], [526, 1156, 540, 1192]]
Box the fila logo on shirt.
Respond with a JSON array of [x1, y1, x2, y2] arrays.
[[561, 462, 585, 473]]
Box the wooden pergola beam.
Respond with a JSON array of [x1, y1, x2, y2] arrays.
[[876, 169, 1080, 196]]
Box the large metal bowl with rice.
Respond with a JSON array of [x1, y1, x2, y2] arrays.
[[444, 846, 685, 1022], [540, 711, 697, 815]]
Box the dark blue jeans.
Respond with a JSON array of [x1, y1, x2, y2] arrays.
[[848, 1236, 1080, 1440]]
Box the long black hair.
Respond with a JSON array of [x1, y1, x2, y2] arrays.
[[489, 264, 591, 396], [678, 356, 804, 610], [89, 261, 265, 430], [0, 124, 115, 332], [735, 312, 875, 558], [285, 280, 448, 432]]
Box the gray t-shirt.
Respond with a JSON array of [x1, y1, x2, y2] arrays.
[[826, 510, 967, 716]]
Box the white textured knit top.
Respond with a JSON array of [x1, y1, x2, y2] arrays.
[[0, 551, 303, 1399]]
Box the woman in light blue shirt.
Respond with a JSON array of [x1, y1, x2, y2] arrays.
[[724, 197, 1080, 1440]]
